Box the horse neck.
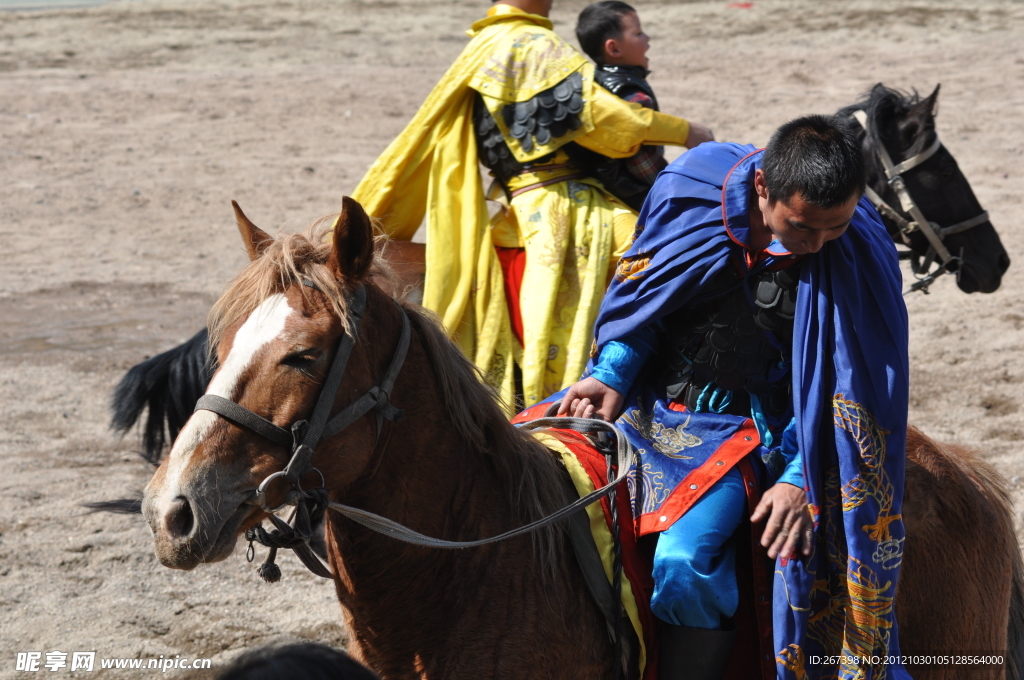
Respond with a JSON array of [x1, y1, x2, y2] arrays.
[[318, 295, 608, 677], [320, 298, 554, 594], [339, 393, 524, 549], [335, 301, 534, 543]]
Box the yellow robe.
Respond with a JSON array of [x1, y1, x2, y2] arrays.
[[353, 5, 691, 409]]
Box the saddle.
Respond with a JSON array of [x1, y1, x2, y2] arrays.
[[515, 408, 777, 680]]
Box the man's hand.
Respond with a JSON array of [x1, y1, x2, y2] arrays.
[[555, 377, 625, 422], [750, 482, 813, 560], [684, 122, 715, 148]]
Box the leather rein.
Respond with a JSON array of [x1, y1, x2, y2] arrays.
[[192, 280, 633, 583], [850, 109, 990, 294]]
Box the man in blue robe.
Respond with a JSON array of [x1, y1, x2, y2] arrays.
[[556, 115, 911, 680]]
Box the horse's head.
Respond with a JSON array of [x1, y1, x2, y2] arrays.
[[142, 198, 386, 570], [851, 84, 1010, 293]]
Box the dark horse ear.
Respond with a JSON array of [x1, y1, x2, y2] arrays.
[[919, 83, 940, 118], [905, 84, 940, 124], [327, 196, 375, 282], [232, 200, 273, 261], [869, 83, 896, 127], [870, 82, 888, 98], [897, 85, 940, 150]]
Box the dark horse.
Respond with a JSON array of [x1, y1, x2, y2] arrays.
[[137, 197, 1023, 680], [839, 84, 1009, 294]]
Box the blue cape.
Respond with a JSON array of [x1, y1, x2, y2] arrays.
[[595, 143, 793, 350], [598, 143, 912, 679]]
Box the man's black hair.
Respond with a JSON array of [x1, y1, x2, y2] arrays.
[[762, 114, 865, 208], [576, 1, 636, 64], [218, 643, 379, 680]]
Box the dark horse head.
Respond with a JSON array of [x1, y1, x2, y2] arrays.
[[839, 84, 1010, 293]]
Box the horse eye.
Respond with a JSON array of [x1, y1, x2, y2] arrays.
[[281, 349, 321, 369]]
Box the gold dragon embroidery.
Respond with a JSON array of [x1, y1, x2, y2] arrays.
[[614, 254, 651, 282], [833, 394, 903, 569], [619, 397, 701, 458], [795, 395, 902, 680]]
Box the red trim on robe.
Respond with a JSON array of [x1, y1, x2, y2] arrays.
[[719, 148, 764, 250], [637, 419, 760, 536], [638, 419, 761, 536]]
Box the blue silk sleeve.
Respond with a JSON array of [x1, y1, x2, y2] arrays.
[[773, 418, 805, 488], [590, 324, 660, 395]]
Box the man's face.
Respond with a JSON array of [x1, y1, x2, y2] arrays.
[[605, 12, 650, 69], [754, 169, 858, 255]]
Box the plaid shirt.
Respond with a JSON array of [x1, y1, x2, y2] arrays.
[[623, 91, 668, 186]]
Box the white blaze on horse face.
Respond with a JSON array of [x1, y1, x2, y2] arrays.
[[164, 294, 294, 490]]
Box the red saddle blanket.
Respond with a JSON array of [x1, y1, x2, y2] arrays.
[[516, 416, 777, 680]]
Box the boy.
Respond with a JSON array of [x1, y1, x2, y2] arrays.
[[575, 1, 675, 210]]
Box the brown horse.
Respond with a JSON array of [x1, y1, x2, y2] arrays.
[[141, 198, 1023, 680], [143, 200, 615, 679], [899, 428, 1024, 680]]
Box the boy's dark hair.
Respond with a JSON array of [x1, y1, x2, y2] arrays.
[[576, 1, 636, 63], [217, 643, 380, 680], [762, 114, 866, 208]]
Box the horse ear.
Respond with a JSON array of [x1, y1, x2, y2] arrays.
[[327, 196, 375, 282], [922, 83, 940, 118], [869, 83, 896, 126], [899, 85, 941, 147], [232, 200, 272, 261], [907, 85, 940, 122]]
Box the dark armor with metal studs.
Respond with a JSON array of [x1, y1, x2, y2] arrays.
[[473, 72, 584, 189], [660, 262, 802, 419], [593, 64, 659, 110]]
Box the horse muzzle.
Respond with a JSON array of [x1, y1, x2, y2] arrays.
[[143, 480, 256, 570], [957, 252, 1010, 294]]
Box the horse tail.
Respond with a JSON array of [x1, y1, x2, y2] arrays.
[[109, 328, 213, 463], [80, 497, 143, 514], [1008, 540, 1024, 680]]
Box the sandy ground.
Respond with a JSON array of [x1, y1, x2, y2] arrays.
[[1, 0, 1022, 676]]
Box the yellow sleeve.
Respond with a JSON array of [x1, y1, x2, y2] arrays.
[[574, 85, 691, 159], [607, 209, 639, 285]]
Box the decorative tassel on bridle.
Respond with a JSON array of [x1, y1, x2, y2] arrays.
[[245, 487, 330, 583]]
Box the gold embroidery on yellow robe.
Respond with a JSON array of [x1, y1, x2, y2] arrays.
[[351, 5, 688, 409]]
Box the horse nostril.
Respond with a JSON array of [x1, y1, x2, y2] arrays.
[[956, 267, 981, 294], [165, 496, 195, 539], [998, 252, 1011, 275]]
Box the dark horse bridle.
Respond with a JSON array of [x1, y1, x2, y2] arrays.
[[850, 109, 990, 294], [192, 281, 633, 579], [193, 283, 409, 580]]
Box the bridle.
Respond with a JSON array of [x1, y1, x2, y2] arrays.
[[191, 280, 633, 585], [850, 109, 990, 294], [193, 282, 411, 580]]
